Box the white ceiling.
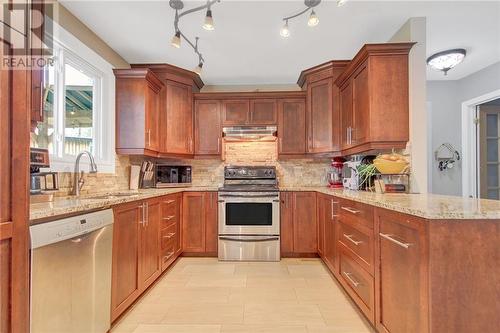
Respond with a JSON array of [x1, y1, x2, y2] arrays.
[[61, 0, 500, 85]]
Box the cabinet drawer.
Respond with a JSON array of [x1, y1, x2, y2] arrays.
[[339, 199, 373, 229], [161, 241, 176, 271], [338, 220, 374, 274], [161, 211, 178, 230], [339, 245, 375, 323], [161, 223, 177, 250]]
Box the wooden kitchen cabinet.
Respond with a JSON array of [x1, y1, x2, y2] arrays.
[[114, 69, 163, 157], [194, 99, 221, 156], [280, 191, 317, 256], [317, 193, 340, 272], [297, 61, 349, 155], [249, 99, 277, 124], [375, 209, 427, 333], [222, 99, 249, 125], [159, 193, 182, 270], [336, 43, 414, 155], [111, 197, 163, 321], [277, 98, 306, 156], [182, 192, 218, 255], [163, 80, 194, 155]]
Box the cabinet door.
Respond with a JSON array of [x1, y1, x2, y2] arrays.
[[194, 100, 221, 155], [277, 99, 306, 155], [205, 192, 218, 254], [111, 202, 142, 321], [293, 192, 317, 253], [249, 99, 277, 125], [377, 212, 425, 333], [222, 100, 249, 125], [182, 192, 206, 252], [139, 199, 161, 291], [317, 195, 327, 258], [165, 80, 193, 154], [352, 65, 369, 146], [280, 192, 294, 255], [307, 78, 333, 153], [145, 85, 160, 151], [325, 197, 339, 270], [340, 81, 353, 150]]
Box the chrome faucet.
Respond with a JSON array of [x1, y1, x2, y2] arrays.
[[72, 151, 98, 196]]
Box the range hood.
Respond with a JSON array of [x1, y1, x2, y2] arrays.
[[222, 126, 277, 141]]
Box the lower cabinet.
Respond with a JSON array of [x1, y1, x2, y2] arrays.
[[375, 209, 427, 333], [317, 193, 339, 272], [280, 191, 317, 256], [182, 192, 218, 255], [111, 194, 181, 322], [159, 193, 182, 271]]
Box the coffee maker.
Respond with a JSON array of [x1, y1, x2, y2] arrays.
[[30, 148, 59, 202]]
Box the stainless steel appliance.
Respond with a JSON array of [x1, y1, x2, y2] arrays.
[[30, 209, 114, 333], [218, 166, 280, 261], [155, 164, 192, 188]]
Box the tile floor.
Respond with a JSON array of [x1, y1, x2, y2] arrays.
[[111, 258, 375, 333]]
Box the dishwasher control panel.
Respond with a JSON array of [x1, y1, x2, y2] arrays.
[[30, 209, 114, 249]]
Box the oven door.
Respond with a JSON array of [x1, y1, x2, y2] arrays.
[[218, 192, 280, 235]]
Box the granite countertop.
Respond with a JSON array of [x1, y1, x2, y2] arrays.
[[30, 187, 218, 223], [281, 186, 500, 220], [30, 186, 500, 222]]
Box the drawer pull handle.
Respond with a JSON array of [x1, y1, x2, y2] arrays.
[[343, 234, 363, 246], [341, 207, 360, 214], [163, 215, 175, 221], [343, 271, 360, 287], [163, 252, 174, 261], [163, 232, 175, 239], [165, 200, 175, 204], [379, 233, 412, 249]]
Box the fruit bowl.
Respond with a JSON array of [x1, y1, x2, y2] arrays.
[[373, 154, 409, 174]]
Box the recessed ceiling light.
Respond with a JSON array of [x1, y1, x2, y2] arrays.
[[427, 48, 466, 76]]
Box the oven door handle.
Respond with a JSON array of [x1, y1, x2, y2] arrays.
[[219, 236, 280, 242], [218, 194, 279, 198]]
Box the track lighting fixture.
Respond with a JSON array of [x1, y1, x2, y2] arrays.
[[280, 20, 290, 38], [203, 8, 214, 30], [308, 9, 319, 27], [169, 0, 219, 75], [171, 31, 181, 48], [280, 0, 321, 38]]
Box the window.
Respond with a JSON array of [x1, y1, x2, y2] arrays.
[[33, 41, 112, 172]]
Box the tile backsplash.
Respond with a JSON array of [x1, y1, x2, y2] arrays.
[[51, 140, 331, 196]]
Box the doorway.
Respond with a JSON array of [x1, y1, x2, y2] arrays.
[[478, 99, 500, 199]]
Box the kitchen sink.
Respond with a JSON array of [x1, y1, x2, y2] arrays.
[[84, 193, 140, 200]]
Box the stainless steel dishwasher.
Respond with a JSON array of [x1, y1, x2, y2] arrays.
[[30, 209, 114, 333]]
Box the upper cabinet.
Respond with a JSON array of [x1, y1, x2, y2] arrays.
[[298, 61, 349, 156], [277, 98, 306, 156], [114, 69, 164, 157], [221, 98, 277, 126], [194, 99, 221, 156], [335, 43, 414, 155], [115, 64, 203, 158]]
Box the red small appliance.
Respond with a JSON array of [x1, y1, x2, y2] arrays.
[[327, 157, 345, 188]]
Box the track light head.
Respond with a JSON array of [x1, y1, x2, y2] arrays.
[[171, 31, 181, 48], [194, 62, 203, 75], [337, 0, 348, 7], [280, 20, 290, 38], [203, 9, 214, 30], [308, 9, 319, 27]]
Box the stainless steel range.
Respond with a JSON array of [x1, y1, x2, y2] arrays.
[[218, 166, 280, 261]]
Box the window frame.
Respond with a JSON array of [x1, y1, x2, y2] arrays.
[[38, 38, 115, 173]]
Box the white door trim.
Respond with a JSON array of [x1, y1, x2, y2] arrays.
[[461, 89, 500, 198]]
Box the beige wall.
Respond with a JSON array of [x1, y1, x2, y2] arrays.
[[389, 17, 428, 194], [48, 1, 129, 69]]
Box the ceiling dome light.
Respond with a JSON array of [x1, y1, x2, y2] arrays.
[[171, 31, 181, 48], [337, 0, 348, 7], [280, 20, 290, 38], [307, 10, 319, 27], [194, 62, 203, 75], [203, 9, 214, 30], [427, 48, 466, 75]]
